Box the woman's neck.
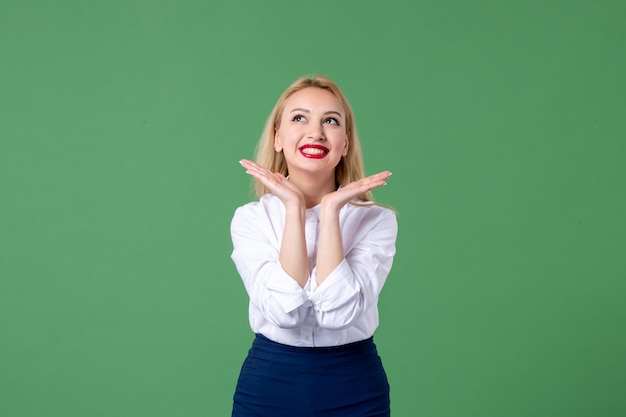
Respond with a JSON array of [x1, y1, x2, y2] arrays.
[[287, 171, 336, 208]]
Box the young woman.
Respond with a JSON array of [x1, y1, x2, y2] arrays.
[[230, 75, 398, 417]]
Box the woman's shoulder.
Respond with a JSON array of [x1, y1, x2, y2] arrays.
[[233, 194, 282, 218], [343, 201, 397, 225], [231, 197, 272, 235], [346, 200, 396, 215]]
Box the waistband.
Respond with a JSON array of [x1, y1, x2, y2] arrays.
[[253, 333, 376, 356]]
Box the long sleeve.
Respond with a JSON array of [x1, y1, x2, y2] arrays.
[[231, 200, 309, 329], [308, 208, 397, 330]]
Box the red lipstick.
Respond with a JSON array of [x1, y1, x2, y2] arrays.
[[299, 144, 329, 159]]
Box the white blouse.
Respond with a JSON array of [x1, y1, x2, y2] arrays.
[[230, 194, 398, 347]]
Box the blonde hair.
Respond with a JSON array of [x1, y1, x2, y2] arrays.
[[254, 75, 373, 202]]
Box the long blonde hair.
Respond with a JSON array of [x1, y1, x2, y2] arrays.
[[254, 75, 372, 201]]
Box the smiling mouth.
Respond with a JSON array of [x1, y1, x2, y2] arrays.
[[299, 144, 329, 159]]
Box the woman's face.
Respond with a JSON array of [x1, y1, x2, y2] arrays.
[[274, 87, 348, 179]]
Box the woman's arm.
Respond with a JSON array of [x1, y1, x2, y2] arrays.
[[315, 171, 391, 284], [280, 202, 308, 287], [309, 208, 397, 330], [231, 203, 309, 328], [239, 159, 308, 287]]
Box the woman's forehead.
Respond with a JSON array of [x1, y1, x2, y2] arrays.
[[284, 87, 344, 114]]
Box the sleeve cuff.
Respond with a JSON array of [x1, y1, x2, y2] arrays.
[[308, 259, 359, 311], [263, 264, 309, 313]]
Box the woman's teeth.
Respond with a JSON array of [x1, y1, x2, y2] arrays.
[[302, 148, 326, 155]]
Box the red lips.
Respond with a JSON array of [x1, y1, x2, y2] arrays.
[[299, 144, 329, 159]]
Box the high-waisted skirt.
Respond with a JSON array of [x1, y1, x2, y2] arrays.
[[232, 333, 390, 417]]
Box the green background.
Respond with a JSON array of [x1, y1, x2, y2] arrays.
[[1, 1, 624, 416]]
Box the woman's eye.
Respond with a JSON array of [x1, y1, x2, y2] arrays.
[[324, 117, 339, 125], [292, 115, 305, 122]]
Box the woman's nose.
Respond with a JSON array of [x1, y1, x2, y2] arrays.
[[306, 122, 325, 140]]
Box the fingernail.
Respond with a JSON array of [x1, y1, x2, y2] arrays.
[[388, 172, 393, 176], [238, 160, 243, 165]]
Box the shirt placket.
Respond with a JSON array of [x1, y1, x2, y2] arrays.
[[301, 210, 319, 346]]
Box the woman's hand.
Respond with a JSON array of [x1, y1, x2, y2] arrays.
[[239, 159, 305, 208], [321, 171, 391, 211]]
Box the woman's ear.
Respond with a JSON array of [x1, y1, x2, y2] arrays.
[[342, 135, 349, 156], [274, 128, 283, 152]]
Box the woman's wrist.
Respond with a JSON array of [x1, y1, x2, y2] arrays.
[[319, 200, 341, 222], [284, 200, 306, 220]]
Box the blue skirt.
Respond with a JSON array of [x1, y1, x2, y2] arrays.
[[232, 334, 390, 417]]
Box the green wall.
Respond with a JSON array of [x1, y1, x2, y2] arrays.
[[2, 1, 624, 416]]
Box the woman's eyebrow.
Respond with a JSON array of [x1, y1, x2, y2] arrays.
[[288, 108, 344, 117]]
